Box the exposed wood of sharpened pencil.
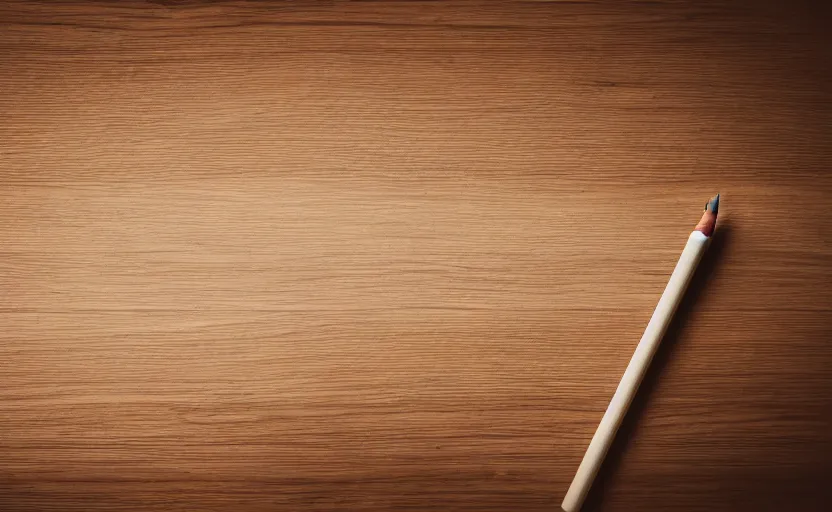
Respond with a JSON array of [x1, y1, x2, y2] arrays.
[[561, 196, 720, 512]]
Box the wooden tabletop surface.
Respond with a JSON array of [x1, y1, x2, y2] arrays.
[[1, 1, 830, 511]]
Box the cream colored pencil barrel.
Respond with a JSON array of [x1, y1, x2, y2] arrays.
[[561, 229, 711, 512]]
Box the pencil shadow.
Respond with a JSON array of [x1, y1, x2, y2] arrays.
[[581, 220, 731, 511]]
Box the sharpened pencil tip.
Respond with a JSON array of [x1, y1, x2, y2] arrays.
[[705, 193, 720, 215], [696, 194, 720, 237]]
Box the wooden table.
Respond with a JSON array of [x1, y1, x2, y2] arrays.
[[1, 1, 830, 511]]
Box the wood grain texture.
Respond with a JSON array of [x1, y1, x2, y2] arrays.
[[1, 1, 830, 511]]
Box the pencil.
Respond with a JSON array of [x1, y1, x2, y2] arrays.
[[561, 194, 721, 512]]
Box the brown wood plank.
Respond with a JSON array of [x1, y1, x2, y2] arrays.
[[1, 1, 830, 510]]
